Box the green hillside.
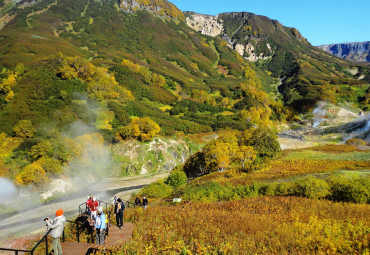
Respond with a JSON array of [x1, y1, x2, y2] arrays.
[[0, 0, 283, 185], [186, 11, 370, 111], [0, 0, 368, 186]]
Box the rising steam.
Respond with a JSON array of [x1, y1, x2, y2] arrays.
[[312, 101, 327, 127], [0, 178, 17, 204]]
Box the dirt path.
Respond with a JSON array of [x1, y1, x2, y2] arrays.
[[0, 173, 168, 243]]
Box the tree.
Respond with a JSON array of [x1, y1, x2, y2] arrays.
[[0, 132, 22, 159], [239, 127, 280, 161], [13, 120, 35, 139], [203, 140, 234, 172], [220, 97, 230, 108], [183, 151, 207, 178], [166, 170, 187, 187], [30, 140, 53, 159], [5, 90, 14, 102], [121, 117, 160, 142], [36, 157, 63, 175], [152, 73, 166, 87], [95, 110, 115, 130], [16, 162, 47, 185], [235, 146, 257, 170]]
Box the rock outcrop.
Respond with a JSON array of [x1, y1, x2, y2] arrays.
[[185, 12, 274, 62], [317, 41, 370, 62], [185, 13, 223, 37], [118, 0, 184, 20], [112, 137, 195, 175]]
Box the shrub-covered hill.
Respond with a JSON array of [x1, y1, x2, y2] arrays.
[[0, 0, 287, 134], [0, 0, 285, 186], [186, 12, 370, 111], [0, 0, 367, 187], [100, 143, 370, 254]]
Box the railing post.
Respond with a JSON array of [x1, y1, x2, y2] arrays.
[[91, 227, 94, 244], [63, 229, 65, 243], [45, 235, 48, 255], [15, 251, 18, 255], [77, 221, 80, 243]]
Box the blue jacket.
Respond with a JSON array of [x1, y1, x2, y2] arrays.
[[95, 213, 106, 230]]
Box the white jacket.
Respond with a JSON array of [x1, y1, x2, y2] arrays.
[[47, 215, 66, 238]]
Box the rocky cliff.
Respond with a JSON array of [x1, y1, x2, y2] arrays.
[[317, 41, 370, 62], [185, 13, 223, 37], [185, 12, 304, 62]]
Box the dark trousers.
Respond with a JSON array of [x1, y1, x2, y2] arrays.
[[116, 211, 123, 227]]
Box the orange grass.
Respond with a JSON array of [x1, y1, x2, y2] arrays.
[[106, 197, 370, 254]]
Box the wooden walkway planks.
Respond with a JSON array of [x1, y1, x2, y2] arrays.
[[105, 223, 134, 246], [61, 242, 99, 255], [61, 222, 134, 255]]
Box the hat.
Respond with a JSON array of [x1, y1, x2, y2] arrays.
[[97, 206, 103, 213], [55, 209, 63, 216]]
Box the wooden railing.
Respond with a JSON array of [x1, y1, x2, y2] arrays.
[[0, 198, 139, 254], [0, 229, 51, 255]]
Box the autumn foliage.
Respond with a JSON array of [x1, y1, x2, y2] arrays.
[[120, 117, 161, 142], [58, 55, 135, 103], [109, 197, 370, 254], [183, 128, 280, 178]]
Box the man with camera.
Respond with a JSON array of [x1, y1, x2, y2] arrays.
[[44, 209, 66, 255]]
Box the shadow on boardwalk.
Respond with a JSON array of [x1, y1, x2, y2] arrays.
[[62, 223, 134, 255]]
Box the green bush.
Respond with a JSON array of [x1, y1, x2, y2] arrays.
[[328, 176, 370, 204], [274, 182, 295, 196], [166, 171, 187, 188], [293, 177, 330, 199], [182, 182, 236, 202], [139, 179, 173, 199]]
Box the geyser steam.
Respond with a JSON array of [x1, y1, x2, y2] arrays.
[[0, 178, 17, 204], [312, 102, 327, 127]]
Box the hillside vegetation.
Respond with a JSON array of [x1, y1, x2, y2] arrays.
[[186, 11, 370, 112], [0, 0, 289, 186], [94, 143, 369, 254], [1, 0, 368, 253]]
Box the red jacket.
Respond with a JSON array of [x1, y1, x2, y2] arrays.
[[88, 200, 99, 212]]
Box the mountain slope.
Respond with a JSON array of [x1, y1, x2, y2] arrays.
[[0, 0, 368, 188], [0, 0, 286, 185], [185, 12, 369, 111], [317, 41, 370, 63]]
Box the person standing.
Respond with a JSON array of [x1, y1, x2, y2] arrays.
[[112, 195, 118, 205], [89, 197, 99, 220], [142, 197, 148, 209], [95, 206, 106, 245], [114, 198, 125, 228], [86, 195, 92, 215], [134, 197, 141, 207], [45, 209, 66, 255]]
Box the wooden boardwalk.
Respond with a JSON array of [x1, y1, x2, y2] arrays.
[[61, 223, 134, 255]]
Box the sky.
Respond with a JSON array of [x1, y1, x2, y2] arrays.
[[170, 0, 370, 46]]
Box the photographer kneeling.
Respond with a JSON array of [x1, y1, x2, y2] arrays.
[[44, 209, 66, 255]]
